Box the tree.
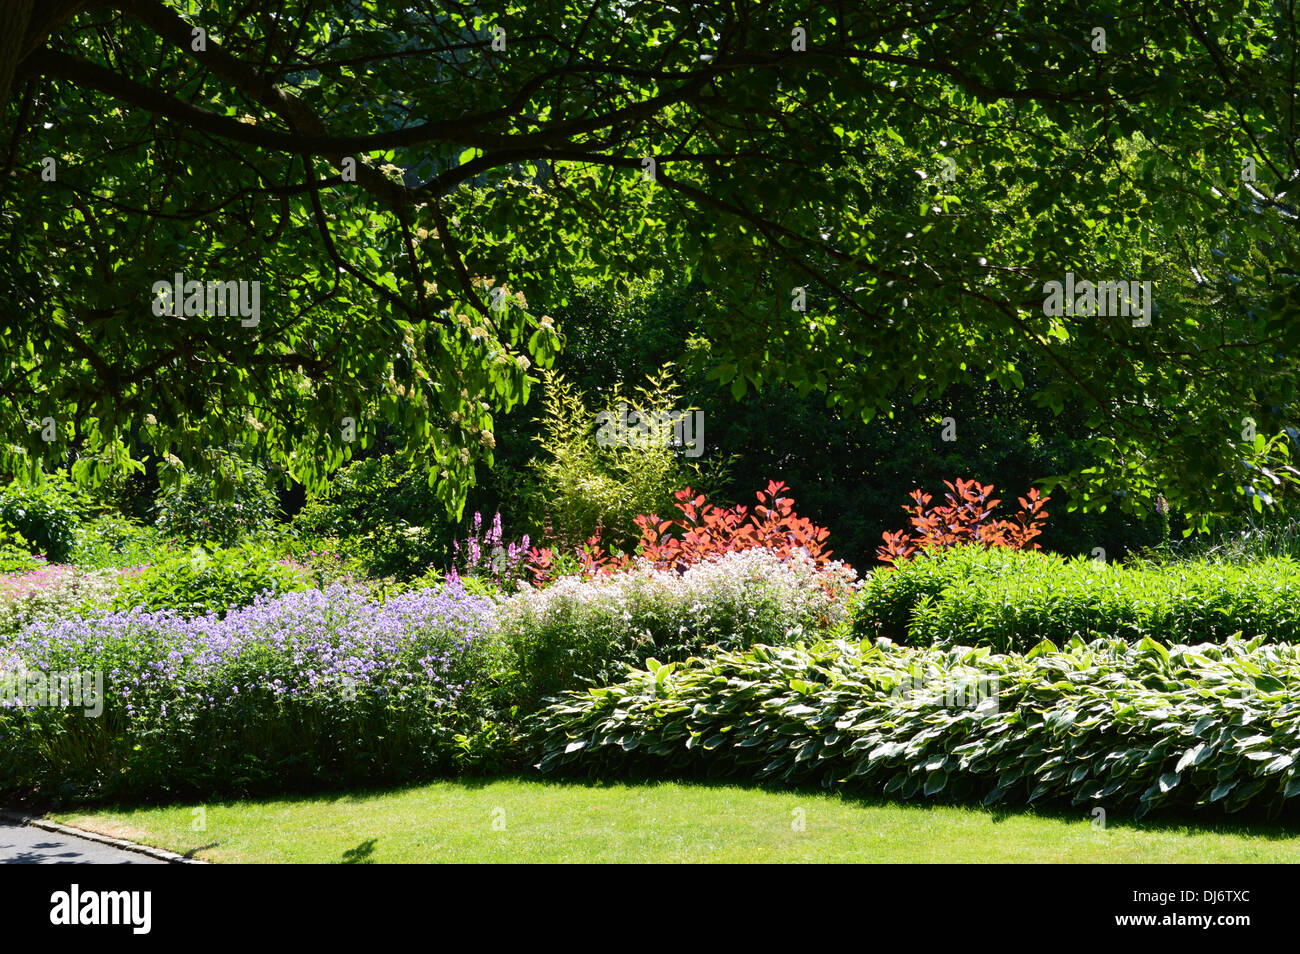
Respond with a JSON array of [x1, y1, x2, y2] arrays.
[[2, 1, 1297, 523]]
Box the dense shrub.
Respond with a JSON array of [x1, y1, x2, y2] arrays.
[[521, 368, 713, 554], [154, 462, 280, 545], [109, 543, 309, 618], [531, 635, 1300, 818], [294, 454, 440, 535], [70, 513, 165, 569], [851, 548, 1300, 651], [0, 583, 502, 802], [499, 548, 857, 707], [0, 479, 90, 563], [293, 455, 453, 579], [631, 480, 842, 572], [0, 528, 41, 573], [527, 480, 842, 583], [851, 547, 1051, 643], [356, 524, 450, 581]]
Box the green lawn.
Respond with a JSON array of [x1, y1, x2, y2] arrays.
[[48, 778, 1300, 863]]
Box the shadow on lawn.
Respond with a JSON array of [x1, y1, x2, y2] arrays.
[[341, 838, 377, 864]]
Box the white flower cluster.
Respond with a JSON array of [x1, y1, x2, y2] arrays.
[[0, 567, 122, 637], [496, 548, 858, 665]]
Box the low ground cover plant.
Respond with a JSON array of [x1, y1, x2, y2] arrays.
[[852, 547, 1300, 651], [531, 635, 1300, 818]]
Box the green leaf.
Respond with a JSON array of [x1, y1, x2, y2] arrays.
[[1208, 780, 1237, 802], [923, 770, 948, 795], [1261, 754, 1294, 775], [1176, 744, 1204, 773]]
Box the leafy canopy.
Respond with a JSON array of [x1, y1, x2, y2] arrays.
[[2, 2, 1298, 523]]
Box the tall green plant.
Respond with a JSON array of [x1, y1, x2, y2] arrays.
[[525, 368, 725, 552]]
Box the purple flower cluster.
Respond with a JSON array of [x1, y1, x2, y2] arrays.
[[449, 511, 530, 590], [0, 582, 497, 719]]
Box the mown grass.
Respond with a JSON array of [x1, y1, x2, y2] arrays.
[[49, 777, 1300, 864]]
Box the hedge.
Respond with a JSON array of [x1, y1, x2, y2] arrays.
[[851, 548, 1300, 651]]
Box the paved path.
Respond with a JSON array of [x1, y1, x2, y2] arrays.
[[0, 821, 165, 864]]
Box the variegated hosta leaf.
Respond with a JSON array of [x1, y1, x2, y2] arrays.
[[530, 636, 1300, 816]]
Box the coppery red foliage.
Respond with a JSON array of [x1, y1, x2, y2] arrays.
[[526, 481, 843, 583], [877, 478, 1049, 565]]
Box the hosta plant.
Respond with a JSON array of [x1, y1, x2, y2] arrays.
[[532, 634, 1300, 819]]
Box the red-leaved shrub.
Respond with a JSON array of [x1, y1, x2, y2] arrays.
[[632, 480, 840, 573], [877, 478, 1049, 565], [526, 481, 843, 583], [523, 530, 615, 585]]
